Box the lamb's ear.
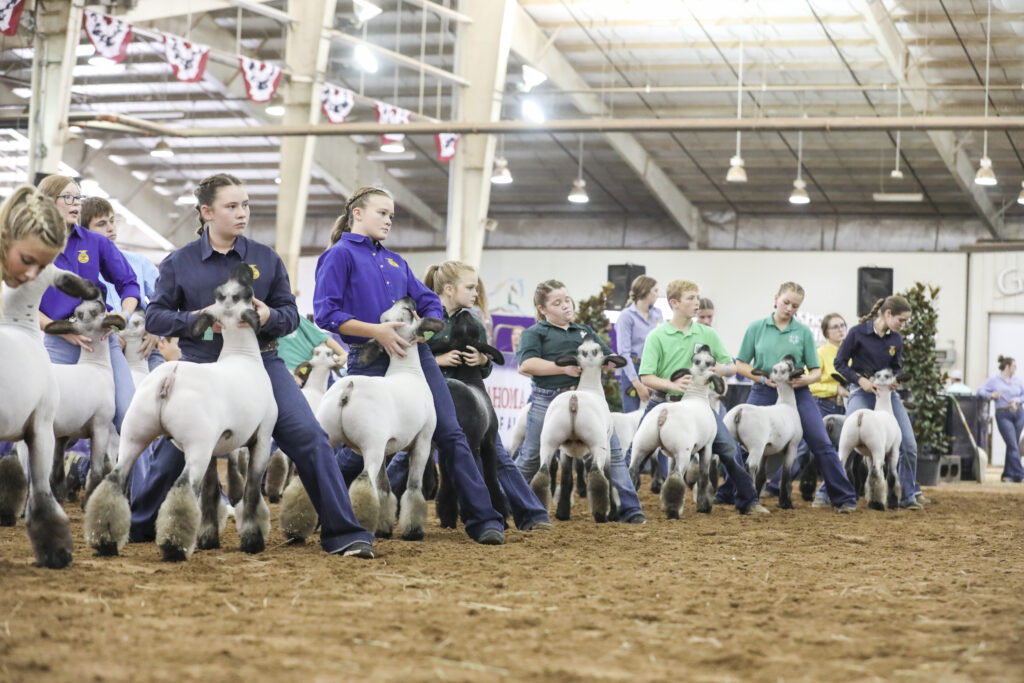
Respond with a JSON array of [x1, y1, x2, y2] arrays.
[[782, 354, 797, 365], [240, 308, 261, 332], [416, 317, 445, 338], [53, 272, 102, 301], [478, 343, 505, 366], [896, 372, 910, 384], [43, 319, 76, 336], [694, 344, 712, 355], [554, 355, 579, 367], [831, 372, 850, 387], [789, 368, 805, 380], [751, 368, 767, 377], [603, 354, 628, 369], [190, 311, 216, 338], [670, 368, 692, 382], [294, 362, 312, 381], [102, 314, 126, 332], [709, 375, 726, 396], [358, 341, 385, 365], [231, 262, 255, 288]]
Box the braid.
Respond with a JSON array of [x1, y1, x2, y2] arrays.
[[859, 298, 885, 324], [329, 186, 393, 245]]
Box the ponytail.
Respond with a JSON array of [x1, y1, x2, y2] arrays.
[[998, 355, 1015, 372], [533, 279, 567, 321], [329, 186, 393, 245], [860, 295, 911, 324], [193, 173, 244, 235]]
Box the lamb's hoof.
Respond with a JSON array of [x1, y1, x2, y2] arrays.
[[239, 530, 265, 554], [555, 508, 571, 521], [94, 541, 119, 557], [375, 528, 393, 539], [398, 488, 427, 541], [36, 546, 73, 570], [650, 480, 662, 495], [696, 501, 712, 514], [592, 512, 608, 523], [401, 527, 424, 542], [197, 531, 220, 550], [779, 499, 793, 510], [869, 501, 885, 511], [666, 509, 680, 520], [0, 511, 16, 527], [160, 544, 189, 562]]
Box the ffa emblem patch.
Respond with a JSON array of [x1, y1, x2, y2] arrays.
[[386, 257, 400, 268], [77, 250, 89, 264], [249, 264, 260, 279], [789, 333, 800, 345], [889, 345, 896, 356]]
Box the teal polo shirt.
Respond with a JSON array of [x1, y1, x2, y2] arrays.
[[517, 319, 611, 390], [638, 321, 731, 395], [277, 315, 330, 371], [736, 314, 819, 373]]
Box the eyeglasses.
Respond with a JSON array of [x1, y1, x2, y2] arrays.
[[57, 194, 87, 205], [827, 322, 847, 331]]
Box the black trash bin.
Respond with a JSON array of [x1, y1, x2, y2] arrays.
[[945, 394, 988, 480]]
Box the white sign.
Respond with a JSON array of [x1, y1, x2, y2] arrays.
[[998, 266, 1024, 297], [483, 352, 533, 449]]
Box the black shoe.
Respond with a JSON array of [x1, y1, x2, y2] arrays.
[[337, 541, 375, 559], [476, 529, 505, 545], [624, 513, 647, 525]]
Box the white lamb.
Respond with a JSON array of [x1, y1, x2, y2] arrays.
[[84, 263, 278, 561], [528, 338, 628, 523], [836, 368, 903, 510], [723, 356, 804, 509], [0, 265, 100, 568], [628, 344, 724, 518], [43, 297, 126, 504], [315, 297, 443, 540]]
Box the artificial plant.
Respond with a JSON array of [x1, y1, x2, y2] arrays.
[[575, 282, 622, 412], [900, 282, 951, 455]]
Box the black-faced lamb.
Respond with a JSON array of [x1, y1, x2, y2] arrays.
[[0, 265, 101, 568], [722, 356, 804, 509], [84, 263, 278, 561], [528, 338, 628, 523], [628, 345, 725, 517], [314, 297, 443, 540]]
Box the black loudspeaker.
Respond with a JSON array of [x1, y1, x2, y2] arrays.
[[857, 267, 893, 318], [607, 264, 646, 310]]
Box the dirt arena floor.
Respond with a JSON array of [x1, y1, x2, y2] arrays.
[[2, 471, 1023, 683]]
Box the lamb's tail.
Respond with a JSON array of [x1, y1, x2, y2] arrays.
[[158, 364, 178, 400], [338, 380, 355, 409], [568, 394, 578, 433], [856, 412, 865, 428]]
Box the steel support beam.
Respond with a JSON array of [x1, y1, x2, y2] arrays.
[[510, 3, 702, 244], [116, 0, 275, 23], [860, 0, 1003, 238], [28, 0, 82, 181], [275, 0, 336, 283], [445, 0, 517, 268]]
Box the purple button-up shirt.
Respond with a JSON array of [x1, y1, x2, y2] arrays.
[[615, 303, 663, 383], [313, 232, 441, 344], [40, 224, 140, 320], [977, 373, 1024, 410]]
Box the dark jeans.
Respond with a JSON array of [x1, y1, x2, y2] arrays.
[[995, 409, 1024, 481]]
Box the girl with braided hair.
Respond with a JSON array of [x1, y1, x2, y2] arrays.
[[313, 186, 507, 545], [0, 185, 66, 291]]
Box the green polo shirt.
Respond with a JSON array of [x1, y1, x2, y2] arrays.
[[638, 321, 731, 395], [736, 314, 819, 373], [277, 315, 330, 371], [517, 319, 611, 389]]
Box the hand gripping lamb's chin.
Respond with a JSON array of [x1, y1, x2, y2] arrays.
[[84, 263, 278, 563]]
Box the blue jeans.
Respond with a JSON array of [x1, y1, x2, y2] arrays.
[[766, 396, 846, 495], [335, 344, 504, 542], [515, 385, 642, 521], [995, 409, 1024, 481], [388, 434, 550, 530], [129, 353, 373, 554], [724, 384, 857, 508]]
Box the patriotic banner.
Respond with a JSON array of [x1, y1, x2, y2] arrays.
[[376, 102, 411, 146], [163, 35, 210, 83], [238, 57, 282, 103], [435, 133, 459, 162], [321, 84, 356, 124], [83, 10, 132, 64], [0, 0, 25, 37]]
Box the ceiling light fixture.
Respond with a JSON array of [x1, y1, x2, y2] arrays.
[[873, 192, 924, 202], [491, 135, 513, 185], [521, 64, 547, 93], [353, 0, 382, 24], [567, 135, 589, 204], [354, 44, 378, 73], [975, 0, 997, 186], [891, 82, 904, 179], [789, 131, 809, 205], [380, 136, 405, 154], [84, 138, 103, 150], [727, 39, 747, 183], [1017, 181, 1024, 205], [150, 139, 174, 158], [521, 98, 545, 124], [265, 104, 285, 117], [11, 87, 31, 99]]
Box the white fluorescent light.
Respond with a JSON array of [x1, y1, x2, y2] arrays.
[[380, 137, 405, 153], [521, 99, 545, 123], [789, 178, 810, 204], [354, 44, 378, 73], [152, 186, 173, 196], [974, 156, 997, 186], [567, 177, 588, 204], [265, 104, 285, 117], [521, 65, 548, 92], [726, 155, 747, 183], [873, 192, 924, 202], [1018, 181, 1024, 206], [130, 169, 148, 181], [108, 154, 128, 166], [88, 55, 118, 68], [353, 0, 383, 23], [366, 151, 416, 161], [79, 179, 108, 199], [11, 87, 31, 99], [150, 139, 174, 158], [84, 138, 103, 150], [175, 193, 195, 206]]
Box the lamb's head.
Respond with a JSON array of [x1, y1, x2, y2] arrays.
[[868, 367, 897, 388], [759, 354, 804, 386], [431, 309, 505, 366], [669, 344, 725, 395], [120, 309, 147, 342], [360, 297, 444, 364], [554, 337, 627, 371], [190, 262, 260, 337], [43, 297, 126, 339]]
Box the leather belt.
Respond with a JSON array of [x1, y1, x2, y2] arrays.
[[260, 340, 279, 353], [649, 389, 682, 403]]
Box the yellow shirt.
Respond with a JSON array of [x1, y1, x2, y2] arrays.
[[809, 342, 843, 399]]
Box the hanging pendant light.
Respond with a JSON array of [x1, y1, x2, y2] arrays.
[[491, 136, 513, 184], [975, 0, 997, 186], [1016, 181, 1024, 205], [891, 83, 904, 179], [727, 39, 747, 183], [789, 131, 810, 204], [150, 138, 174, 158], [567, 135, 589, 204]]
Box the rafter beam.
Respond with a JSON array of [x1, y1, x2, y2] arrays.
[[114, 0, 276, 23], [860, 0, 1003, 239], [510, 4, 701, 243]]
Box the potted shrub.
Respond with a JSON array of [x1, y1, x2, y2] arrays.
[[575, 282, 622, 412], [899, 282, 951, 485]]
